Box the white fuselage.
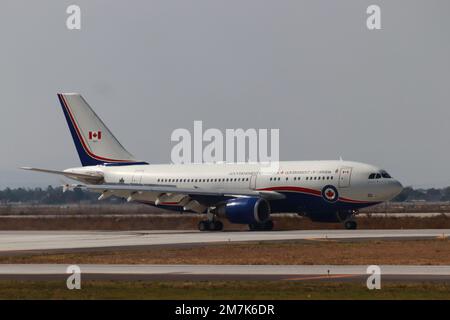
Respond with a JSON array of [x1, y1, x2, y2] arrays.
[[65, 160, 402, 213]]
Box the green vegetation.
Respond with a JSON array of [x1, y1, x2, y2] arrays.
[[393, 186, 450, 202], [0, 281, 448, 300]]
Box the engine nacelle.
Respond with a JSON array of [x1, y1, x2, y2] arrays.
[[216, 197, 271, 224]]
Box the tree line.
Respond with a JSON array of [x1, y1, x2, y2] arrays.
[[0, 186, 118, 205], [0, 186, 450, 204]]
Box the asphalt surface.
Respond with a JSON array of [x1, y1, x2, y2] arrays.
[[0, 264, 449, 282], [0, 229, 448, 253]]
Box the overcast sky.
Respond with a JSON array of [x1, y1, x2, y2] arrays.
[[1, 1, 449, 188]]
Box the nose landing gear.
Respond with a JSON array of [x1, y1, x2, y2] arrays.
[[344, 219, 357, 230], [341, 209, 358, 230]]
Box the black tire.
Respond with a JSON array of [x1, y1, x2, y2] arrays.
[[264, 220, 274, 231], [249, 221, 274, 231], [214, 220, 224, 231], [198, 221, 208, 231], [207, 221, 216, 231], [344, 220, 357, 230]]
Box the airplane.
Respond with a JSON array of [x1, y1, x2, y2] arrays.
[[23, 93, 403, 231]]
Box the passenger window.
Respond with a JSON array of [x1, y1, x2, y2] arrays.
[[375, 173, 381, 179]]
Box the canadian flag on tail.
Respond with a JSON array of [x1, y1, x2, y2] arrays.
[[88, 131, 102, 142]]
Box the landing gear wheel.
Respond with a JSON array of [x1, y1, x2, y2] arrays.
[[213, 220, 224, 231], [344, 220, 357, 230], [208, 220, 224, 231], [199, 220, 223, 231], [198, 220, 208, 231], [248, 220, 274, 231], [264, 220, 274, 231]]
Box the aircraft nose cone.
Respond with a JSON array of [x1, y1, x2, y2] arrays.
[[392, 180, 403, 197]]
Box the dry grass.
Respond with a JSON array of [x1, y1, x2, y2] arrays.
[[0, 280, 449, 299], [0, 214, 449, 230], [1, 239, 449, 265]]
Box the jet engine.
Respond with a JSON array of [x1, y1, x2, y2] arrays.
[[216, 197, 271, 224]]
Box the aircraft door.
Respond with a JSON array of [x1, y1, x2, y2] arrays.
[[338, 167, 352, 188], [131, 170, 144, 184], [249, 174, 258, 190]]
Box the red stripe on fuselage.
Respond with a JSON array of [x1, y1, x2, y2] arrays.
[[257, 186, 322, 196], [257, 186, 374, 204]]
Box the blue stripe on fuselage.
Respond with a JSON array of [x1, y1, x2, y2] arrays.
[[138, 191, 379, 219]]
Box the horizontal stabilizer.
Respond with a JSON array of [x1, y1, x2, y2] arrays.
[[20, 167, 104, 184]]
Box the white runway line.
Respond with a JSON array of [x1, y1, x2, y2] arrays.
[[0, 264, 449, 276], [0, 229, 448, 252]]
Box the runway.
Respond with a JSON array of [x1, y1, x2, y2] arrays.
[[0, 264, 449, 281], [0, 229, 448, 253]]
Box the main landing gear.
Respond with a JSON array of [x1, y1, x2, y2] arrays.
[[198, 208, 224, 231], [248, 220, 274, 231], [198, 220, 223, 231]]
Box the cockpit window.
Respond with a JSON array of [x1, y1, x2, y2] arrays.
[[380, 170, 392, 178], [369, 171, 392, 179]]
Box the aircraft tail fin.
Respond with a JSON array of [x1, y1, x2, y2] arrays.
[[57, 93, 145, 166]]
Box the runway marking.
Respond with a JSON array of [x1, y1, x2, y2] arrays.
[[304, 238, 337, 242], [284, 274, 360, 281], [0, 229, 448, 252]]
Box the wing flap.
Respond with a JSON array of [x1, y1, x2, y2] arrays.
[[81, 184, 285, 200]]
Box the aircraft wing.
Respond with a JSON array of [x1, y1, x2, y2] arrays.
[[81, 183, 285, 201], [21, 167, 104, 184]]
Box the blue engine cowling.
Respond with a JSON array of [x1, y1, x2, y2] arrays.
[[217, 197, 271, 224]]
